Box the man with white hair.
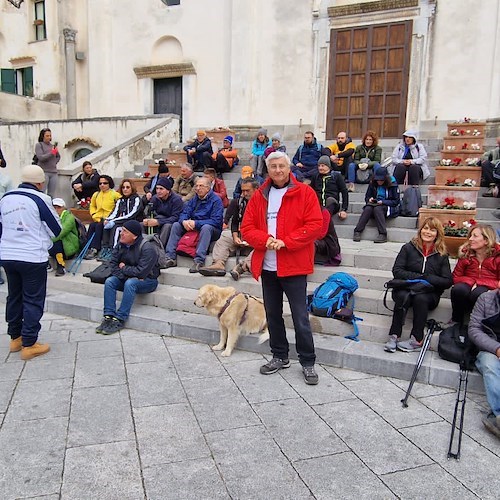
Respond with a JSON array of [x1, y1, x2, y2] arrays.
[[0, 165, 61, 360], [241, 152, 323, 385]]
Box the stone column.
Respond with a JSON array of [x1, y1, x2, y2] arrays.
[[63, 28, 78, 119]]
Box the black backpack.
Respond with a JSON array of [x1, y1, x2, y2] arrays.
[[400, 186, 422, 217], [74, 216, 88, 250], [82, 262, 113, 284], [438, 323, 478, 370]]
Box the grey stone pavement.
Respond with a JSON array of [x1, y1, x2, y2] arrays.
[[0, 307, 499, 500]]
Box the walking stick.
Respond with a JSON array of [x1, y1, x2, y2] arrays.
[[401, 319, 441, 408], [447, 364, 469, 460], [68, 233, 95, 275]]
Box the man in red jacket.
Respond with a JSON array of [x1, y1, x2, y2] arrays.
[[241, 151, 323, 384]]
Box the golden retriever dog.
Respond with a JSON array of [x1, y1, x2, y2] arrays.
[[194, 284, 269, 356]]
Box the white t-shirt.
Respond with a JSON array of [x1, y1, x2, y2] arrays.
[[263, 185, 287, 271]]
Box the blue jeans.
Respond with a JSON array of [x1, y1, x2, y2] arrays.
[[348, 162, 382, 183], [166, 222, 221, 264], [103, 275, 158, 321], [475, 351, 500, 417], [1, 260, 47, 347]]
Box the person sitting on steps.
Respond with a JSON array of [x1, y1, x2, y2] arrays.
[[202, 136, 238, 177], [183, 130, 213, 172], [172, 163, 198, 203], [390, 130, 430, 185]]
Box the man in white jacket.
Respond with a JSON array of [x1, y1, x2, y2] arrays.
[[0, 165, 61, 360]]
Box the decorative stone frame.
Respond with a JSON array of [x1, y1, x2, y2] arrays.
[[133, 63, 195, 79]]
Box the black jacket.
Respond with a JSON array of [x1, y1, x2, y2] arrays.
[[310, 171, 349, 210], [392, 241, 453, 294], [110, 235, 160, 280], [150, 191, 184, 226], [72, 169, 100, 200]]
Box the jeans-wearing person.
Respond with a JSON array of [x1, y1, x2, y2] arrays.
[[475, 351, 500, 417]]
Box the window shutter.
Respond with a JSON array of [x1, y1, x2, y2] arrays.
[[23, 67, 34, 96], [1, 69, 16, 94]]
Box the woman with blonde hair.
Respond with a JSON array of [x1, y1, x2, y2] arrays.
[[451, 224, 500, 325], [384, 217, 453, 353]]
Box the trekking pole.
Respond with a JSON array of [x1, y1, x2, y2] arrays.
[[401, 319, 441, 408], [68, 233, 95, 275], [447, 365, 469, 460]]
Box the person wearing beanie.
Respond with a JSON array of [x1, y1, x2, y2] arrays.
[[310, 155, 349, 219], [202, 135, 239, 177], [263, 133, 287, 171], [143, 160, 172, 202], [49, 197, 79, 276], [250, 128, 271, 176], [35, 128, 60, 198], [96, 217, 160, 335], [231, 165, 264, 201], [0, 164, 62, 360], [183, 130, 213, 171], [143, 175, 184, 247]]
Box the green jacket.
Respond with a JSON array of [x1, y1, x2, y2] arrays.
[[52, 209, 79, 257]]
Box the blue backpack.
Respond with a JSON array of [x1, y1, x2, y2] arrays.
[[307, 272, 361, 341]]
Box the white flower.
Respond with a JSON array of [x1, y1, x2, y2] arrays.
[[450, 129, 459, 136], [135, 172, 143, 178], [463, 221, 472, 228], [435, 200, 441, 206], [463, 201, 475, 210]]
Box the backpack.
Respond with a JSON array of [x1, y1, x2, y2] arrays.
[[307, 272, 361, 341], [140, 233, 169, 269], [83, 262, 113, 284], [400, 186, 422, 217], [438, 323, 478, 370], [176, 230, 200, 258], [74, 216, 88, 250]]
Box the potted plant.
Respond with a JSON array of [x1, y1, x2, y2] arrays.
[[443, 219, 476, 258]]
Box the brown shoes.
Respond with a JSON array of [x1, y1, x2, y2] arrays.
[[199, 260, 226, 277], [9, 337, 22, 353], [20, 342, 51, 361]]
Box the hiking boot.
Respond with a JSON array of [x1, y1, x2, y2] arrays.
[[9, 336, 22, 353], [347, 182, 355, 192], [55, 263, 66, 276], [230, 262, 248, 281], [384, 334, 398, 353], [101, 317, 124, 335], [483, 184, 499, 198], [260, 357, 291, 375], [397, 336, 423, 352], [199, 260, 226, 277], [482, 413, 500, 439], [353, 231, 362, 242], [302, 365, 319, 385], [95, 315, 114, 334], [84, 248, 98, 260], [97, 247, 111, 261], [189, 262, 202, 273], [164, 258, 177, 269], [21, 342, 51, 361], [374, 233, 387, 243]]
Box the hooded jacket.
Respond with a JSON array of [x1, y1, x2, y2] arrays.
[[364, 176, 401, 218], [241, 174, 323, 278], [52, 209, 79, 258], [179, 190, 223, 231], [107, 193, 143, 223], [468, 290, 500, 355], [452, 243, 500, 290], [310, 170, 349, 210], [390, 130, 430, 180]]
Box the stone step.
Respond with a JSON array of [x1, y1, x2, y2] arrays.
[[335, 224, 417, 243]]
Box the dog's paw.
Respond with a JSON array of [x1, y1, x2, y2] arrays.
[[212, 343, 225, 351], [221, 350, 232, 357]]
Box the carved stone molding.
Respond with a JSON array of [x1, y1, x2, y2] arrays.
[[7, 0, 24, 8], [133, 63, 195, 79], [64, 136, 101, 149], [9, 56, 35, 66], [328, 0, 419, 18], [63, 28, 78, 43]]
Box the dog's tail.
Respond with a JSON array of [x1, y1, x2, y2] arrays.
[[258, 328, 270, 344]]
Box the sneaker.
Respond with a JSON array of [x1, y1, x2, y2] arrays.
[[20, 342, 51, 361], [482, 413, 500, 439], [84, 248, 98, 260], [9, 336, 22, 353], [483, 184, 499, 198], [47, 263, 53, 272], [55, 264, 66, 276], [189, 262, 202, 273], [374, 233, 387, 244], [164, 258, 177, 269], [397, 336, 423, 352], [95, 315, 114, 334], [353, 231, 362, 242], [260, 357, 291, 375], [101, 317, 124, 335], [97, 247, 111, 261], [347, 182, 355, 192], [302, 365, 319, 385], [384, 334, 398, 353]]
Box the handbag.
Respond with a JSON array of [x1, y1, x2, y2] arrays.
[[383, 279, 434, 311], [438, 323, 477, 370]]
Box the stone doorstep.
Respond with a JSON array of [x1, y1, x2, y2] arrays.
[[39, 290, 484, 394]]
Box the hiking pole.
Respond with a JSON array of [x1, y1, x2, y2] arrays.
[[401, 319, 441, 408], [447, 365, 469, 460], [68, 233, 95, 275]]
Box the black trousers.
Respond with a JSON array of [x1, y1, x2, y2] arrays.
[[87, 221, 104, 250], [393, 164, 421, 185], [480, 161, 499, 187], [354, 205, 387, 235], [202, 152, 231, 175], [389, 290, 440, 342], [261, 271, 316, 366], [451, 283, 490, 324]]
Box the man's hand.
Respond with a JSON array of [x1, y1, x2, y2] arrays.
[[73, 183, 82, 191], [145, 192, 152, 201], [496, 347, 500, 359], [330, 154, 339, 164], [338, 210, 347, 220], [296, 162, 304, 168], [119, 262, 125, 269], [266, 237, 285, 250], [144, 219, 159, 227], [188, 148, 196, 156], [233, 234, 244, 246], [183, 219, 196, 231]]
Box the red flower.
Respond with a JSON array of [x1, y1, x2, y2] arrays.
[[462, 143, 468, 150], [452, 158, 461, 166], [459, 129, 466, 135], [143, 172, 150, 178], [469, 219, 476, 225], [444, 197, 455, 206], [448, 220, 456, 227]]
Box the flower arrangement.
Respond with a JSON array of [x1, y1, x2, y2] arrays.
[[465, 157, 479, 166], [444, 178, 477, 187], [470, 143, 481, 150], [445, 178, 460, 186], [77, 197, 91, 210], [430, 198, 476, 210], [472, 129, 481, 136], [135, 172, 151, 178], [440, 158, 460, 166], [449, 129, 459, 136], [443, 219, 476, 237], [463, 178, 477, 187], [446, 145, 456, 151], [461, 143, 468, 150]]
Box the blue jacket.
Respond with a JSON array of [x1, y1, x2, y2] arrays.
[[151, 191, 184, 226], [364, 176, 400, 218], [292, 139, 325, 171], [180, 190, 223, 230], [183, 137, 213, 165], [251, 139, 271, 157]]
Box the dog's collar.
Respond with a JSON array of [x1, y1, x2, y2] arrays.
[[218, 293, 241, 320]]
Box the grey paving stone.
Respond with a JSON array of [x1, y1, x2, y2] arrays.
[[51, 318, 96, 331], [167, 343, 227, 380], [381, 463, 477, 500], [162, 335, 198, 346], [401, 420, 500, 499], [0, 380, 16, 412], [21, 355, 75, 381], [206, 425, 313, 499], [223, 359, 299, 404], [35, 330, 70, 344], [77, 338, 123, 358], [74, 355, 126, 388], [344, 376, 444, 429], [68, 385, 134, 447], [295, 451, 396, 499], [126, 361, 185, 408], [37, 342, 77, 360], [121, 336, 170, 364], [120, 327, 159, 339], [143, 458, 230, 500], [62, 440, 143, 500], [388, 377, 456, 399], [215, 348, 268, 364], [0, 359, 23, 381], [323, 365, 378, 382], [5, 378, 72, 422], [183, 375, 260, 433], [134, 403, 210, 467], [69, 326, 113, 343], [315, 399, 434, 475], [254, 397, 348, 461], [0, 347, 9, 361], [0, 416, 67, 499]]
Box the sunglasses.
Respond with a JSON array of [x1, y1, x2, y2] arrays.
[[99, 182, 109, 185], [122, 185, 131, 189]]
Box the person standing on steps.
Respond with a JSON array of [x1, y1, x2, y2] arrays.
[[0, 165, 61, 360], [241, 152, 323, 385], [35, 128, 60, 198]]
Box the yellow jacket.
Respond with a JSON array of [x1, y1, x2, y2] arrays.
[[327, 140, 356, 167], [90, 189, 121, 222]]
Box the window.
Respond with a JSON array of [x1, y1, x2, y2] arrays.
[[73, 148, 93, 161], [34, 0, 47, 41], [161, 0, 180, 6], [1, 67, 34, 96]]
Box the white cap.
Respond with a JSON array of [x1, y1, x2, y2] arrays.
[[52, 198, 66, 207]]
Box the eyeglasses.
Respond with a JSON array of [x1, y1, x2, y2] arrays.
[[99, 182, 109, 185], [122, 185, 131, 189]]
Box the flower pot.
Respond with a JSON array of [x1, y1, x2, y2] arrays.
[[434, 166, 482, 186], [444, 236, 466, 258], [447, 122, 486, 137], [427, 185, 480, 207], [70, 208, 93, 224], [418, 208, 476, 229]]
